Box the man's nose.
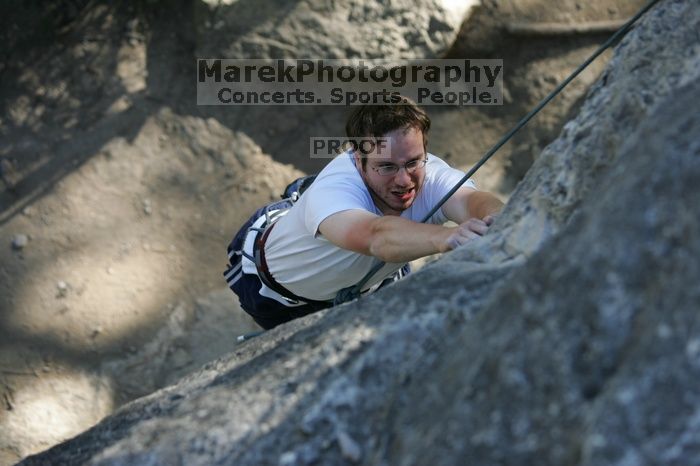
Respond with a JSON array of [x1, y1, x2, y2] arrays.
[[394, 166, 412, 184]]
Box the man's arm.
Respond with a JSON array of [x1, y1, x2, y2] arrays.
[[318, 209, 487, 263], [441, 187, 504, 225]]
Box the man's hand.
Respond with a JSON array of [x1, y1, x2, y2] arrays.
[[442, 187, 504, 225], [444, 217, 494, 251], [483, 212, 501, 227]]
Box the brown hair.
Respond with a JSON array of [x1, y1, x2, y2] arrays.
[[345, 96, 430, 169]]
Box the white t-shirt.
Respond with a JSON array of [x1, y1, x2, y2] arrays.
[[264, 151, 475, 301]]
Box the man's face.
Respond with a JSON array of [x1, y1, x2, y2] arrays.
[[355, 126, 427, 216]]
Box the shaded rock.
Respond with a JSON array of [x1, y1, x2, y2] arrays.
[[1, 157, 19, 190], [336, 429, 362, 463], [0, 96, 300, 457], [101, 289, 260, 404]]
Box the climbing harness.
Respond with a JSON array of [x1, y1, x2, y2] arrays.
[[227, 175, 322, 342], [225, 174, 319, 303], [333, 0, 663, 306]]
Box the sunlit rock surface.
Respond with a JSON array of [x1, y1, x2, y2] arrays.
[[196, 0, 475, 59]]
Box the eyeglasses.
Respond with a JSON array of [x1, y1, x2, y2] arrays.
[[370, 159, 428, 176]]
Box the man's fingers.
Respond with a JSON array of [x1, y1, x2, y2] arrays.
[[461, 218, 489, 236], [483, 212, 501, 226], [446, 216, 499, 251], [446, 228, 480, 250]]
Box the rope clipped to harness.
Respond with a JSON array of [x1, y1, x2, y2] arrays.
[[332, 0, 662, 307]]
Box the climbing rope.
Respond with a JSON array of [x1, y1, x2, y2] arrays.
[[333, 0, 663, 306]]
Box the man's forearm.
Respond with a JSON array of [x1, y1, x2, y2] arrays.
[[467, 191, 504, 219], [368, 215, 451, 263]]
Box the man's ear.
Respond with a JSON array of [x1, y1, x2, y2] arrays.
[[352, 150, 363, 171]]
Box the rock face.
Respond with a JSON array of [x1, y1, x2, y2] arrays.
[[195, 0, 474, 59], [16, 0, 700, 465]]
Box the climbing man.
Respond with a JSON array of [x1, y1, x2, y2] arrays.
[[225, 97, 504, 329]]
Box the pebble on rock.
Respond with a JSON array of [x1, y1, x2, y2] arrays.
[[56, 281, 69, 298], [11, 234, 28, 250]]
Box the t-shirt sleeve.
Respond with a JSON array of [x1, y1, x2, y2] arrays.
[[424, 156, 477, 225], [303, 175, 373, 236]]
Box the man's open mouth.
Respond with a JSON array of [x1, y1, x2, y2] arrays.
[[391, 188, 414, 201]]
